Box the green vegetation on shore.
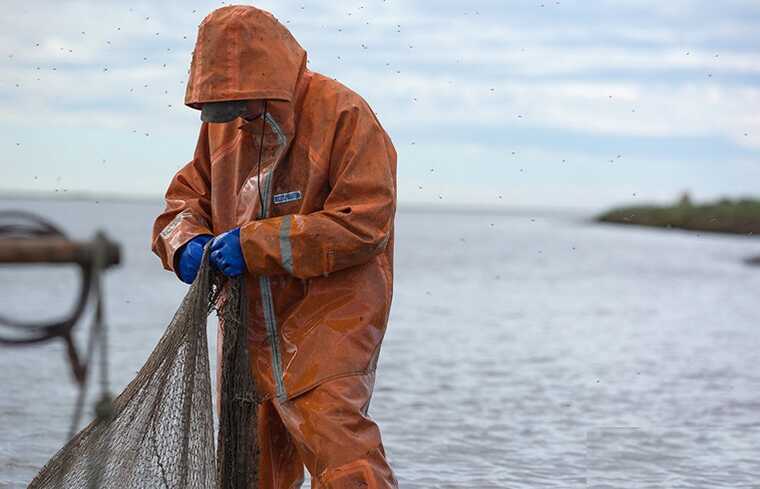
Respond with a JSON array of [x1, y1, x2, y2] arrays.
[[596, 194, 760, 236]]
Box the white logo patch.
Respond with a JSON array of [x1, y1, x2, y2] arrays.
[[273, 190, 303, 205]]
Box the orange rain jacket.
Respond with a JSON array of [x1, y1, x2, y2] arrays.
[[151, 6, 397, 404]]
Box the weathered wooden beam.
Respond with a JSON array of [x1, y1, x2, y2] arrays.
[[0, 237, 120, 268]]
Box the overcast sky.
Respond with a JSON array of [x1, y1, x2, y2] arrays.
[[1, 0, 758, 210]]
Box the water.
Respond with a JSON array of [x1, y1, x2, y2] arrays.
[[1, 198, 759, 488]]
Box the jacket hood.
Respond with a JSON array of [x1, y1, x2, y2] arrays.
[[185, 5, 307, 109]]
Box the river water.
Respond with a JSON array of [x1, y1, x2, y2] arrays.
[[1, 198, 759, 488]]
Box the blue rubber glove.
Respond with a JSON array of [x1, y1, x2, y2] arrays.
[[210, 227, 245, 277], [176, 234, 213, 284]]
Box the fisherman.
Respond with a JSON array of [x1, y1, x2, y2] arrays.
[[151, 5, 398, 489]]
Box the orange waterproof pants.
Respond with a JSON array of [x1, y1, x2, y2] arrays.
[[255, 372, 398, 489]]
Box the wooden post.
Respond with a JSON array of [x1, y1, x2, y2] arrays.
[[0, 237, 120, 268]]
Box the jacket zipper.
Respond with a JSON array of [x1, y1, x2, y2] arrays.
[[257, 113, 288, 402]]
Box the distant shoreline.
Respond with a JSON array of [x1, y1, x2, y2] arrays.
[[596, 197, 760, 236], [0, 190, 163, 205], [0, 190, 596, 218], [596, 196, 760, 266], [3, 190, 759, 265]]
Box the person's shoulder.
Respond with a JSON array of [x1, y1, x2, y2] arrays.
[[306, 72, 375, 117]]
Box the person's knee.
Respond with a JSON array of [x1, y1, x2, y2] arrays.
[[273, 374, 397, 487]]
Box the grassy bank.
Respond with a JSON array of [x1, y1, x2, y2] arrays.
[[596, 196, 760, 236]]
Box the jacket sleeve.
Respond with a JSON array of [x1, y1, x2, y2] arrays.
[[240, 99, 397, 279], [151, 123, 214, 272]]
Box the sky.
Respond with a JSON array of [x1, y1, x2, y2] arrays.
[[1, 0, 759, 211]]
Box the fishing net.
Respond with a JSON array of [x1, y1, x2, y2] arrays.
[[26, 249, 259, 489]]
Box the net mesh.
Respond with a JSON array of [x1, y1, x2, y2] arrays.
[[27, 251, 259, 489]]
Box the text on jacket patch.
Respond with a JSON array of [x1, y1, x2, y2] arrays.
[[273, 191, 303, 205]]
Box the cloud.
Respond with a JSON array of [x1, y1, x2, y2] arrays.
[[342, 69, 760, 150], [1, 0, 758, 205]]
